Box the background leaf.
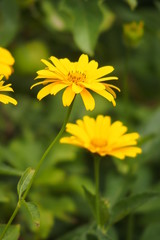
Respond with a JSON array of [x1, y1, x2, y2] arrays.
[[83, 187, 110, 227], [17, 167, 35, 199], [60, 0, 103, 55], [0, 225, 20, 240], [0, 0, 19, 46], [22, 200, 40, 227], [110, 192, 160, 225]]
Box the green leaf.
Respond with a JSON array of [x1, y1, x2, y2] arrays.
[[0, 164, 22, 177], [0, 189, 9, 203], [83, 187, 110, 227], [125, 0, 138, 10], [60, 0, 103, 55], [0, 0, 19, 46], [17, 167, 35, 199], [141, 223, 160, 240], [59, 223, 117, 240], [22, 200, 40, 227], [110, 192, 160, 225], [0, 225, 20, 240]]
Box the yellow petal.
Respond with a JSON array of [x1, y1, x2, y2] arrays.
[[50, 56, 68, 75], [97, 76, 118, 82], [72, 83, 83, 93], [51, 83, 68, 95], [36, 70, 59, 79], [95, 66, 114, 79], [83, 82, 105, 91], [60, 136, 84, 148], [0, 47, 15, 65], [0, 94, 17, 105], [80, 89, 95, 111], [37, 84, 54, 100], [0, 63, 13, 79], [31, 80, 54, 89], [65, 123, 90, 144], [110, 147, 142, 159], [41, 59, 57, 71], [62, 86, 75, 106], [82, 116, 96, 139], [77, 54, 89, 71], [108, 121, 128, 143], [93, 89, 116, 106]]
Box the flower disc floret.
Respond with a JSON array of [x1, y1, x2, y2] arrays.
[[31, 54, 120, 111], [0, 47, 15, 79], [60, 115, 142, 159]]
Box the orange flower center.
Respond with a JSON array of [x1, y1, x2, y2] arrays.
[[68, 71, 86, 83], [90, 138, 107, 148]]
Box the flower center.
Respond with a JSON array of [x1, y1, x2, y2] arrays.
[[91, 138, 107, 148], [68, 71, 86, 83]]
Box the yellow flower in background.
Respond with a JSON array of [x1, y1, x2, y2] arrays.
[[0, 47, 15, 79], [31, 54, 120, 110], [123, 21, 144, 47], [60, 115, 142, 159], [0, 76, 17, 105]]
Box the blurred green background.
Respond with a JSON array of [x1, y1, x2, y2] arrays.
[[0, 0, 160, 239]]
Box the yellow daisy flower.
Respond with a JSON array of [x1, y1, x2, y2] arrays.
[[31, 54, 120, 111], [0, 47, 15, 79], [60, 115, 142, 159], [0, 76, 17, 105]]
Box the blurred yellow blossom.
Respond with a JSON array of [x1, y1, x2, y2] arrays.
[[60, 115, 142, 159], [0, 47, 15, 79], [123, 21, 144, 47], [31, 54, 120, 111], [0, 76, 17, 105]]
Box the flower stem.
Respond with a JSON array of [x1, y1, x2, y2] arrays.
[[94, 155, 101, 227], [0, 101, 74, 240], [127, 213, 134, 240]]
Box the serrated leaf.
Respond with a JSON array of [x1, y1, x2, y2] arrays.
[[0, 225, 20, 240], [110, 192, 160, 225], [17, 167, 35, 199], [83, 186, 110, 228], [60, 0, 103, 55], [22, 200, 40, 227]]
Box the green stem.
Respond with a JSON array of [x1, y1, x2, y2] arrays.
[[0, 202, 21, 240], [94, 155, 101, 227], [0, 101, 74, 240], [127, 214, 134, 240]]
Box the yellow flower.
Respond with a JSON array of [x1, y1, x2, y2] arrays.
[[60, 115, 142, 159], [0, 76, 17, 105], [31, 54, 120, 110], [0, 47, 15, 79], [123, 21, 144, 47]]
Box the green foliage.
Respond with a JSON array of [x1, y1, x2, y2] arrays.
[[21, 200, 40, 227], [17, 167, 35, 199], [0, 0, 19, 46], [109, 192, 160, 225], [83, 187, 110, 228], [1, 0, 160, 239], [0, 225, 20, 240]]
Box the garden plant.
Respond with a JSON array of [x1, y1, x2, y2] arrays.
[[0, 0, 160, 240]]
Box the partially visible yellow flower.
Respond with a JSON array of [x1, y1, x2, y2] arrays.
[[60, 115, 142, 159], [123, 21, 144, 47], [0, 47, 15, 79], [31, 54, 120, 111], [0, 76, 17, 105]]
